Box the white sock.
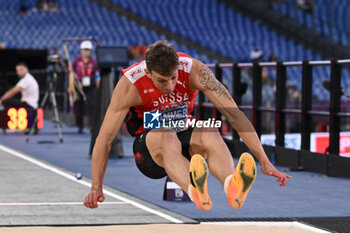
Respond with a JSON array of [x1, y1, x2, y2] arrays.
[[187, 184, 194, 202], [224, 175, 233, 196]]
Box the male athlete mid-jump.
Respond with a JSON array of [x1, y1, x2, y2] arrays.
[[84, 41, 291, 210]]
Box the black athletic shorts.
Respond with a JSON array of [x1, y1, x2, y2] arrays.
[[133, 127, 194, 179]]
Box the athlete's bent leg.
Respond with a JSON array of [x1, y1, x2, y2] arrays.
[[145, 129, 190, 192], [189, 127, 234, 186], [146, 128, 213, 210], [189, 127, 256, 209]]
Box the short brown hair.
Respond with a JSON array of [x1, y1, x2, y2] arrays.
[[16, 62, 28, 68], [145, 41, 179, 76]]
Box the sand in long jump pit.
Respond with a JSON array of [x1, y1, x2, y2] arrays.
[[0, 224, 321, 233]]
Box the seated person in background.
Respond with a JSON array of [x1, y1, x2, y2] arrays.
[[0, 62, 39, 111], [268, 53, 278, 62], [250, 45, 264, 62]]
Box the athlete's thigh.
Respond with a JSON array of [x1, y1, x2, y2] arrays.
[[145, 128, 181, 166], [133, 130, 167, 179]]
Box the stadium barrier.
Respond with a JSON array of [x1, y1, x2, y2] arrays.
[[205, 60, 350, 178]]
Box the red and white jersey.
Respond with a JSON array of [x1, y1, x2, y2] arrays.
[[121, 53, 198, 136]]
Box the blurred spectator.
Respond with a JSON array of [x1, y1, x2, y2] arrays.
[[287, 81, 301, 107], [297, 0, 314, 12], [286, 81, 302, 132], [139, 41, 148, 59], [48, 0, 59, 12], [18, 0, 29, 16], [68, 41, 100, 134], [0, 41, 6, 49], [35, 0, 49, 11], [129, 43, 141, 61], [317, 122, 328, 132], [0, 63, 39, 111], [35, 0, 59, 12], [268, 53, 278, 62], [250, 45, 264, 62]]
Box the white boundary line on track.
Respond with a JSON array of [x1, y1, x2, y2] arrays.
[[0, 201, 128, 206], [201, 222, 332, 233], [0, 144, 183, 224]]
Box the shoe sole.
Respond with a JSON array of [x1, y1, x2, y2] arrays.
[[190, 154, 212, 211], [228, 152, 256, 209]]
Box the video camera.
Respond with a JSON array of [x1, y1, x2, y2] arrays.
[[47, 54, 61, 64]]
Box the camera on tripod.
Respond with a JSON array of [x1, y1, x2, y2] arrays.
[[46, 53, 65, 77], [47, 54, 61, 64], [26, 53, 64, 143]]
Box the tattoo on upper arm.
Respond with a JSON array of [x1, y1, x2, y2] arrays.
[[199, 65, 233, 101]]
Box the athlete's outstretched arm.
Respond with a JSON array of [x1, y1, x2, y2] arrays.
[[189, 59, 291, 186], [84, 76, 142, 209]]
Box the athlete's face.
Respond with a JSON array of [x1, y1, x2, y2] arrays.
[[147, 69, 178, 94]]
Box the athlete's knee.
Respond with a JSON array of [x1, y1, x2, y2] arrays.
[[200, 128, 224, 149]]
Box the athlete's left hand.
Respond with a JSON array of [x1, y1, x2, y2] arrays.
[[260, 160, 291, 187]]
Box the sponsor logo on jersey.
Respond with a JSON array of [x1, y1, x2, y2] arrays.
[[144, 88, 155, 94], [177, 80, 186, 88], [153, 92, 189, 107]]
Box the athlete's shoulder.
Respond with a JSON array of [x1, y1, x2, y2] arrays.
[[177, 52, 193, 73], [121, 61, 147, 84], [177, 52, 192, 59]]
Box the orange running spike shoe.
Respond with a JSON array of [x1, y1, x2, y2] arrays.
[[226, 152, 257, 209], [189, 154, 212, 211]]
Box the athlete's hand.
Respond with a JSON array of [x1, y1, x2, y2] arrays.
[[260, 160, 291, 187], [84, 189, 105, 209]]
